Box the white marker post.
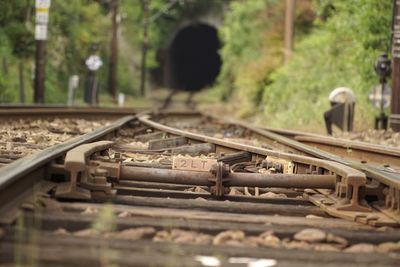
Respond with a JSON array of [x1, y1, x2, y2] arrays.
[[67, 75, 79, 107]]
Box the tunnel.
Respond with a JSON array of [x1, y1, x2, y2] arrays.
[[168, 23, 222, 91]]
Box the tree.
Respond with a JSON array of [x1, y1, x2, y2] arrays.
[[0, 0, 34, 103]]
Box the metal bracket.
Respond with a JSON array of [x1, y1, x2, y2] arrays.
[[303, 163, 400, 226], [54, 141, 115, 200], [371, 185, 400, 226], [209, 162, 230, 197]]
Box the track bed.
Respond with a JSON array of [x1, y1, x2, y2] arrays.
[[0, 109, 399, 266]]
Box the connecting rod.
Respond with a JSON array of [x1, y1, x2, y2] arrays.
[[119, 165, 336, 189]]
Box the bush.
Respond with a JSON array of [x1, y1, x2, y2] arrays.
[[216, 0, 315, 118], [261, 0, 392, 129]]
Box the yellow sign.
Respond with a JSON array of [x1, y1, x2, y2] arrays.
[[36, 7, 49, 13]]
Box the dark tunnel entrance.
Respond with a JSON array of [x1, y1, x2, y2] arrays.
[[169, 24, 222, 91]]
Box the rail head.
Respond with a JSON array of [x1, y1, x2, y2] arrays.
[[0, 115, 134, 193], [194, 111, 400, 226], [138, 112, 400, 226], [2, 110, 399, 228]]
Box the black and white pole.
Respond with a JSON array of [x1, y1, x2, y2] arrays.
[[84, 46, 103, 105], [108, 0, 119, 99], [34, 0, 51, 103], [372, 54, 391, 130]]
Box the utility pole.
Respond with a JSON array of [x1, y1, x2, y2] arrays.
[[34, 41, 46, 103], [34, 0, 51, 103], [391, 0, 400, 131], [108, 0, 119, 99], [284, 0, 296, 64], [18, 61, 25, 103], [140, 0, 150, 97]]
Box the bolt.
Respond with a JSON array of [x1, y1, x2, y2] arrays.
[[210, 164, 217, 175], [223, 164, 230, 177]]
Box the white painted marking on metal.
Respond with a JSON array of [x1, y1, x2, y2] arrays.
[[173, 156, 217, 172]]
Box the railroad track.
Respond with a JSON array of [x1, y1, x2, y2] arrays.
[[0, 105, 142, 120], [261, 126, 400, 171], [0, 108, 399, 266]]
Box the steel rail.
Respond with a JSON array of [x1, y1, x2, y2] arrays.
[[261, 125, 400, 168], [0, 115, 135, 223], [238, 119, 400, 189], [0, 115, 134, 190], [166, 110, 400, 170], [166, 111, 400, 208], [204, 112, 398, 164], [295, 135, 400, 158], [138, 114, 365, 181], [181, 111, 400, 189], [0, 107, 142, 119], [139, 112, 400, 225], [1, 110, 400, 265]]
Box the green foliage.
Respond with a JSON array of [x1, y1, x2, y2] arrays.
[[0, 0, 229, 103], [0, 0, 157, 103], [214, 0, 391, 130], [216, 0, 315, 119], [220, 0, 271, 65], [44, 0, 110, 102], [0, 0, 34, 59], [0, 0, 112, 103], [217, 0, 276, 101], [49, 0, 109, 71], [261, 0, 392, 129], [1, 0, 389, 127], [0, 1, 34, 102]]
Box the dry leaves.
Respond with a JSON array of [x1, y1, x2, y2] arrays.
[[0, 118, 110, 168], [335, 129, 400, 148]]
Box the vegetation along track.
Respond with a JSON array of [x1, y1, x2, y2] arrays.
[[0, 108, 399, 266]]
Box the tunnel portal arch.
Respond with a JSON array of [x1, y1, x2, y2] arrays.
[[165, 23, 222, 91]]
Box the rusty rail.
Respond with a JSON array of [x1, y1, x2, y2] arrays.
[[0, 106, 143, 119], [1, 109, 400, 266], [0, 115, 135, 224], [260, 124, 400, 169], [138, 112, 400, 226]]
